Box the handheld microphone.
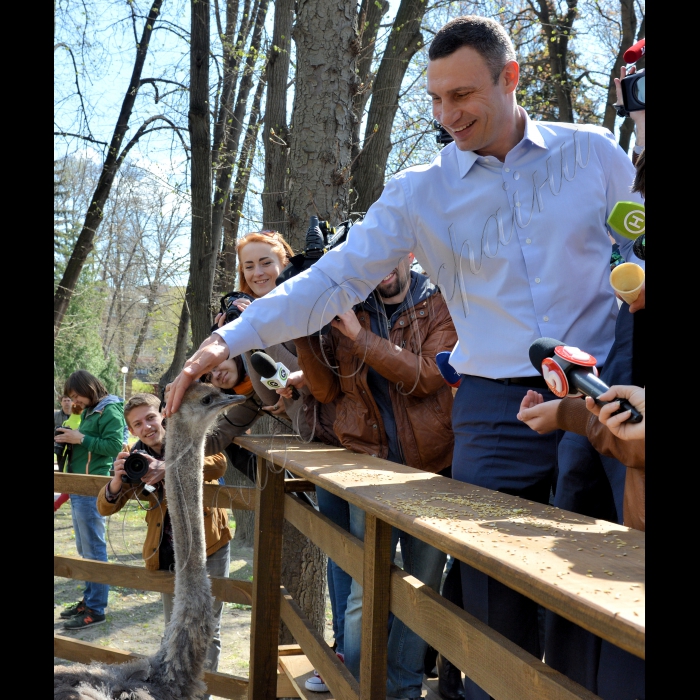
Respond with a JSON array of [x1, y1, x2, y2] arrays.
[[623, 38, 645, 64], [607, 201, 645, 240], [528, 338, 642, 423], [436, 351, 461, 388], [250, 351, 300, 400]]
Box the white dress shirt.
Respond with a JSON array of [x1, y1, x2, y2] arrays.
[[217, 108, 643, 379]]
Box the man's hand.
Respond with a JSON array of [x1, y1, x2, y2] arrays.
[[164, 334, 230, 417], [585, 385, 645, 441], [109, 452, 129, 495], [141, 456, 166, 486], [54, 428, 83, 445], [331, 310, 361, 340], [261, 401, 288, 416], [276, 370, 306, 399], [517, 391, 561, 434]]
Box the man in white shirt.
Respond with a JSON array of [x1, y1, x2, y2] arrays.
[[166, 15, 642, 700]]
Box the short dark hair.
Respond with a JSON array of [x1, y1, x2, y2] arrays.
[[123, 393, 161, 427], [64, 370, 109, 407], [429, 16, 516, 83]]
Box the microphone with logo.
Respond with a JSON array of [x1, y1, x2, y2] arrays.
[[607, 201, 645, 260], [250, 351, 300, 400], [528, 338, 642, 423]]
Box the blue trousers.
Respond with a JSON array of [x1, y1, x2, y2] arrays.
[[451, 376, 560, 700], [344, 503, 446, 699], [316, 487, 352, 656], [70, 494, 109, 614]]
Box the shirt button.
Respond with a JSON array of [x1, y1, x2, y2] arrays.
[[504, 167, 510, 172], [419, 311, 424, 316], [526, 238, 532, 244], [543, 316, 549, 322], [535, 277, 541, 283], [515, 201, 521, 207], [399, 320, 404, 325], [502, 182, 509, 191], [513, 171, 520, 180], [373, 424, 378, 429]]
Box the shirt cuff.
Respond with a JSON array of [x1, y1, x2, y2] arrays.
[[104, 484, 121, 502], [81, 434, 94, 451], [214, 316, 265, 358]]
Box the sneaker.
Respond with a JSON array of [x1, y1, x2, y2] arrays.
[[63, 607, 106, 630], [304, 652, 344, 693], [59, 600, 86, 619]]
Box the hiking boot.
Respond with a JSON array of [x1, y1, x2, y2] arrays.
[[63, 607, 106, 630], [59, 600, 86, 619]]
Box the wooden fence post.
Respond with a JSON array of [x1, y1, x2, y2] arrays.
[[360, 513, 393, 699], [248, 456, 285, 699]]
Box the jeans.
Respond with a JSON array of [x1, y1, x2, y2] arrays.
[[316, 487, 352, 656], [70, 494, 109, 615], [162, 542, 230, 700], [344, 504, 446, 699]]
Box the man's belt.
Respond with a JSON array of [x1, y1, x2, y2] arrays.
[[492, 375, 549, 389]]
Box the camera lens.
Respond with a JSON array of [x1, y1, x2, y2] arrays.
[[123, 451, 150, 483]]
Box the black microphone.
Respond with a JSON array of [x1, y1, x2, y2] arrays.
[[250, 351, 300, 400], [529, 338, 642, 423]]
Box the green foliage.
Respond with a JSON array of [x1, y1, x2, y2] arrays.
[[132, 378, 157, 395]]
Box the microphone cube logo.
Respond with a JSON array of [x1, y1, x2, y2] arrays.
[[266, 379, 281, 389], [279, 367, 288, 381], [623, 209, 645, 236]]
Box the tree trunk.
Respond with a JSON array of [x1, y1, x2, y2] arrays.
[[158, 292, 191, 394], [187, 0, 215, 348], [261, 0, 294, 235], [351, 0, 427, 213], [53, 0, 164, 337], [285, 0, 359, 250]]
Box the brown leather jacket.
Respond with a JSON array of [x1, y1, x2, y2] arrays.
[[295, 284, 457, 472], [97, 453, 231, 570], [556, 398, 645, 531]]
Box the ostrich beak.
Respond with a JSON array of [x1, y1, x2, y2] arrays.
[[213, 393, 247, 412]]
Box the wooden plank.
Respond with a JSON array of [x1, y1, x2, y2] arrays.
[[285, 478, 317, 493], [277, 667, 301, 697], [282, 496, 602, 700], [237, 437, 645, 659], [279, 643, 305, 656], [54, 472, 256, 511], [279, 654, 334, 699], [54, 634, 249, 699], [249, 456, 286, 700], [54, 555, 253, 605], [280, 589, 359, 700], [359, 514, 392, 700]]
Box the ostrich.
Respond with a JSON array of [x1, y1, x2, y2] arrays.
[[54, 383, 245, 700]]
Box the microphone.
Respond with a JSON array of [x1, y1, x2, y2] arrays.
[[607, 201, 645, 240], [528, 338, 642, 423], [623, 38, 645, 64], [436, 351, 461, 388], [250, 351, 300, 400]]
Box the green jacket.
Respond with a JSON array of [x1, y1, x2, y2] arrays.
[[68, 394, 126, 477]]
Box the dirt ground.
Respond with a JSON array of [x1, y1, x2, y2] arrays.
[[54, 498, 335, 697]]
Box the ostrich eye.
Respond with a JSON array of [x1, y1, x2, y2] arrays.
[[201, 395, 213, 405]]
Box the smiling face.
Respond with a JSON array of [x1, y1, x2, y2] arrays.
[[210, 357, 240, 390], [68, 392, 94, 411], [427, 45, 520, 159], [240, 241, 284, 298], [377, 254, 414, 303], [126, 404, 166, 451]]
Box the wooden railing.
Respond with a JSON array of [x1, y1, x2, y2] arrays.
[[54, 435, 645, 700]]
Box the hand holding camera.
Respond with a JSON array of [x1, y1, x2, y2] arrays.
[[54, 427, 83, 445]]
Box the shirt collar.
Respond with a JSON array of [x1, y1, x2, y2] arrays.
[[454, 107, 547, 179]]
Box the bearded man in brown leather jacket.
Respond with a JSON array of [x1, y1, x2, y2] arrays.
[[294, 253, 459, 700]]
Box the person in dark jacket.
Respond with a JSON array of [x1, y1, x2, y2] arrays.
[[294, 254, 458, 700], [55, 370, 127, 630]]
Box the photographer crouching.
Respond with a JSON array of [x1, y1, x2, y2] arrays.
[[97, 393, 232, 700]]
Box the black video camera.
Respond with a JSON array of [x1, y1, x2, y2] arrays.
[[619, 68, 645, 116], [434, 120, 453, 147], [122, 449, 151, 484], [275, 215, 360, 286], [211, 291, 256, 332]]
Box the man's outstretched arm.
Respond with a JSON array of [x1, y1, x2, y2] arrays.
[[165, 177, 418, 415]]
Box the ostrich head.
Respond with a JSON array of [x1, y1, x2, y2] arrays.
[[168, 382, 245, 438]]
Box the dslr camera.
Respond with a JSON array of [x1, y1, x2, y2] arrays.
[[617, 68, 645, 117], [122, 449, 151, 484], [275, 215, 361, 286], [211, 291, 256, 332], [434, 120, 454, 147]]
